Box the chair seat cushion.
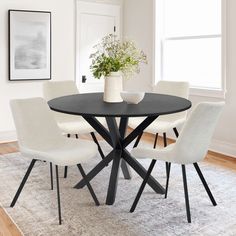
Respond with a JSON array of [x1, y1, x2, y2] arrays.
[[54, 112, 106, 134], [20, 138, 98, 166], [129, 117, 186, 134], [131, 143, 203, 165], [131, 144, 176, 163]]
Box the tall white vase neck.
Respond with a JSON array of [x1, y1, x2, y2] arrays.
[[103, 71, 123, 103]]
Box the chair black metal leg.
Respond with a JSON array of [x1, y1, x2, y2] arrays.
[[165, 161, 169, 177], [64, 166, 68, 178], [163, 133, 167, 147], [77, 164, 100, 206], [133, 132, 143, 148], [50, 162, 53, 190], [130, 160, 157, 213], [193, 163, 217, 206], [55, 165, 62, 225], [153, 133, 158, 149], [182, 165, 191, 223], [163, 133, 169, 179], [165, 163, 171, 199], [75, 134, 79, 139], [90, 132, 105, 160], [173, 127, 179, 138], [163, 128, 177, 198], [10, 159, 36, 207]]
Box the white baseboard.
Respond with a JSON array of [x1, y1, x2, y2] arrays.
[[0, 130, 17, 143], [210, 139, 236, 158]]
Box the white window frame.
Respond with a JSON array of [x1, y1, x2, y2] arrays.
[[153, 0, 227, 98]]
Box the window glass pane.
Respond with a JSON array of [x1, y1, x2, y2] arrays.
[[163, 38, 221, 89], [164, 0, 221, 37]]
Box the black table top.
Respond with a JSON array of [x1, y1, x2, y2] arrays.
[[48, 93, 191, 117]]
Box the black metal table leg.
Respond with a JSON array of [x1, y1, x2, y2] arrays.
[[82, 116, 113, 146], [130, 159, 157, 212], [121, 160, 132, 180], [90, 132, 105, 160], [74, 150, 115, 189], [133, 132, 143, 148], [77, 164, 100, 206], [106, 150, 122, 205], [123, 150, 165, 194], [122, 116, 158, 148], [119, 117, 132, 179], [74, 115, 165, 203], [105, 117, 123, 204]]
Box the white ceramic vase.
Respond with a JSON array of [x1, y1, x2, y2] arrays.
[[103, 71, 123, 103]]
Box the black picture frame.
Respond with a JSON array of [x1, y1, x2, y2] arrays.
[[8, 10, 51, 81]]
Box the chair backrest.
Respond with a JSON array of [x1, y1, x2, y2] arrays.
[[173, 102, 225, 164], [43, 80, 79, 101], [154, 80, 189, 122], [154, 80, 189, 98], [43, 80, 79, 122], [10, 97, 63, 150]]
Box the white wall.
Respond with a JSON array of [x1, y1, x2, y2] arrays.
[[123, 0, 154, 92], [123, 0, 236, 157], [0, 0, 122, 142], [0, 0, 76, 141]]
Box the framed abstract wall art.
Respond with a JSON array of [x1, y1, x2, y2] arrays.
[[8, 10, 51, 81]]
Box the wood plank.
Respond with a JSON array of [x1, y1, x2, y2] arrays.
[[0, 142, 19, 155], [0, 208, 21, 236], [0, 142, 21, 235]]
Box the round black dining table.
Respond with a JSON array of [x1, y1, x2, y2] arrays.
[[48, 93, 191, 205]]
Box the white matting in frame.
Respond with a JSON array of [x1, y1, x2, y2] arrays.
[[9, 10, 51, 81]]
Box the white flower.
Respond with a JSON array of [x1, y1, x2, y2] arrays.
[[90, 34, 147, 79]]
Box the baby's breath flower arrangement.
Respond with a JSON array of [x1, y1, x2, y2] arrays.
[[90, 34, 147, 79]]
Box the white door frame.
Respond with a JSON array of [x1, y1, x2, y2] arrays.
[[75, 0, 122, 93]]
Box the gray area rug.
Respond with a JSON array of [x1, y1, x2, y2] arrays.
[[0, 141, 236, 236]]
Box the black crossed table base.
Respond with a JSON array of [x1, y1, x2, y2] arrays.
[[74, 115, 164, 205], [48, 93, 191, 205]]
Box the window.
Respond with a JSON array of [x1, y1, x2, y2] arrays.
[[155, 0, 226, 97]]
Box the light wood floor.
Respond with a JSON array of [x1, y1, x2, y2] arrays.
[[0, 133, 236, 236]]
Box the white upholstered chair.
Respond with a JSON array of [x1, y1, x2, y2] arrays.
[[129, 81, 189, 178], [43, 80, 106, 178], [10, 98, 100, 225], [130, 102, 224, 223], [130, 81, 189, 147]]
